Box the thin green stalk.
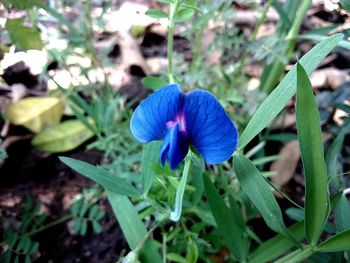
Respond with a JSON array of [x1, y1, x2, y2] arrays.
[[25, 215, 72, 237], [236, 0, 273, 79], [263, 0, 312, 93], [167, 0, 180, 83]]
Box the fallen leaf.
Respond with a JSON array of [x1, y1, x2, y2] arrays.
[[270, 141, 300, 187], [7, 97, 64, 133], [32, 120, 94, 152]]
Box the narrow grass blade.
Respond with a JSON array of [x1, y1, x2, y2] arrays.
[[316, 229, 350, 252], [275, 245, 314, 263], [326, 125, 348, 189], [59, 157, 141, 197], [203, 173, 247, 262], [296, 63, 329, 245], [106, 192, 162, 263], [233, 154, 297, 244], [141, 141, 161, 196], [170, 158, 191, 221], [249, 221, 305, 263], [238, 33, 343, 149]]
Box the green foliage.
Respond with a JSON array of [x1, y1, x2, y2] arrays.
[[1, 229, 39, 263], [3, 0, 45, 9], [296, 63, 330, 245], [0, 198, 44, 263], [233, 154, 297, 243], [0, 139, 7, 161], [141, 76, 168, 91], [5, 18, 43, 50], [238, 34, 343, 149], [59, 157, 141, 197], [145, 9, 169, 19], [107, 192, 162, 263], [2, 0, 349, 261], [203, 173, 247, 261], [70, 187, 105, 235]]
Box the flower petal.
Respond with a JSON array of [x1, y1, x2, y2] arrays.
[[184, 90, 238, 164], [130, 84, 184, 143], [160, 123, 190, 169]]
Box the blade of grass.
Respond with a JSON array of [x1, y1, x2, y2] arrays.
[[233, 153, 298, 245], [59, 157, 141, 197], [238, 34, 343, 149], [249, 221, 305, 263], [203, 173, 247, 262], [106, 192, 162, 263], [274, 245, 314, 263], [316, 229, 350, 252], [296, 63, 329, 245], [141, 141, 161, 196]]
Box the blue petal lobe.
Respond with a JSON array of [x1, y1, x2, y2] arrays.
[[160, 130, 170, 166], [130, 84, 183, 143], [160, 124, 190, 169], [184, 90, 238, 164]]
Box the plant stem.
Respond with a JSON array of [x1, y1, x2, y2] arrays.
[[25, 215, 72, 237], [167, 0, 180, 83], [263, 0, 312, 93], [236, 0, 273, 80]]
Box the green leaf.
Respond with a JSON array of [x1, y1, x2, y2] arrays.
[[249, 221, 305, 263], [186, 239, 198, 263], [167, 253, 187, 263], [4, 0, 45, 9], [24, 255, 31, 263], [190, 157, 204, 206], [5, 18, 43, 50], [296, 63, 329, 245], [176, 8, 195, 21], [106, 192, 162, 263], [272, 0, 292, 28], [335, 194, 350, 232], [238, 34, 343, 149], [79, 201, 89, 217], [141, 76, 168, 91], [88, 205, 99, 219], [73, 218, 82, 233], [275, 245, 314, 263], [32, 120, 94, 153], [145, 9, 168, 19], [2, 250, 12, 263], [316, 229, 350, 252], [203, 173, 247, 261], [341, 0, 350, 12], [141, 141, 161, 195], [92, 221, 103, 234], [95, 209, 105, 221], [59, 157, 141, 197], [80, 220, 88, 236], [71, 199, 81, 217], [29, 242, 39, 253], [233, 154, 297, 243], [170, 157, 191, 221], [326, 127, 346, 190], [299, 34, 350, 51], [7, 97, 64, 133]]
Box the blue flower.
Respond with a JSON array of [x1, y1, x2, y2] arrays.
[[130, 84, 238, 169]]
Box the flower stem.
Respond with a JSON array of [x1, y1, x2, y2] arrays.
[[167, 0, 180, 83], [24, 215, 72, 237]]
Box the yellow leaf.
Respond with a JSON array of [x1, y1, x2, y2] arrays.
[[7, 97, 64, 133], [32, 120, 94, 152]]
